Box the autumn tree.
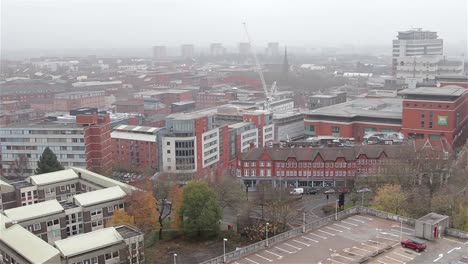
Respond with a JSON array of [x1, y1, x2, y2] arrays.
[[181, 181, 222, 238], [372, 184, 408, 216], [169, 184, 184, 230], [452, 201, 468, 231], [126, 190, 159, 234], [106, 209, 135, 227], [10, 154, 30, 178], [212, 175, 246, 210], [35, 147, 64, 174]]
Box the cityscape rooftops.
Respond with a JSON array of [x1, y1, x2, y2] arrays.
[[54, 227, 124, 258], [0, 179, 14, 193], [111, 131, 157, 142], [306, 98, 402, 119], [4, 200, 64, 222], [113, 125, 160, 134], [115, 225, 143, 239], [27, 169, 79, 186], [228, 121, 254, 130], [0, 214, 61, 263], [398, 86, 466, 97], [73, 186, 127, 207], [72, 167, 138, 194]]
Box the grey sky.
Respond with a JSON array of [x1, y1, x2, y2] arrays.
[[2, 0, 467, 53]]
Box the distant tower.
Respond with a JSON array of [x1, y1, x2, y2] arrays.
[[282, 47, 289, 81]]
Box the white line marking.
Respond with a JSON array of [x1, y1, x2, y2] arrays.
[[378, 260, 388, 264], [369, 239, 387, 245], [245, 258, 260, 264], [255, 254, 273, 262], [309, 232, 327, 239], [353, 246, 372, 253], [341, 220, 358, 226], [433, 253, 444, 262], [284, 242, 302, 250], [392, 225, 415, 231], [377, 236, 399, 242], [335, 254, 354, 261], [348, 217, 365, 223], [381, 232, 399, 237], [274, 246, 296, 254], [318, 229, 335, 236], [443, 237, 468, 245], [327, 258, 345, 264], [354, 215, 373, 220], [391, 228, 412, 235], [393, 252, 413, 259], [233, 262, 240, 264], [447, 247, 461, 254], [361, 242, 379, 250], [264, 250, 282, 259], [385, 255, 405, 263], [344, 249, 364, 256], [293, 239, 310, 247], [301, 236, 319, 243], [326, 226, 344, 232], [334, 223, 351, 229]]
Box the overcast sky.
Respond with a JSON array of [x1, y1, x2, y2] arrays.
[[1, 0, 467, 54]]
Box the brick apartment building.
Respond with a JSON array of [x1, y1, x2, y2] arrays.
[[111, 125, 159, 172]]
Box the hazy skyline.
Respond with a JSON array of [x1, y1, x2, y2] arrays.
[[2, 0, 467, 56]]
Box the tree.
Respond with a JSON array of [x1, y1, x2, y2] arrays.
[[212, 176, 246, 210], [106, 209, 135, 227], [180, 181, 222, 238], [35, 147, 64, 174], [169, 184, 184, 230], [371, 184, 408, 216], [11, 154, 30, 178], [126, 190, 159, 234], [452, 201, 468, 231]]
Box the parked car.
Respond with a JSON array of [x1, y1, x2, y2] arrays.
[[290, 188, 304, 195], [305, 188, 318, 195], [401, 239, 427, 252], [339, 187, 351, 193], [324, 189, 335, 194]]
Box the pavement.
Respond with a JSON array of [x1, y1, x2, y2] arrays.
[[227, 213, 468, 264]]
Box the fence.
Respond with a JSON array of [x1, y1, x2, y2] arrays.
[[358, 207, 417, 226], [446, 227, 468, 239]]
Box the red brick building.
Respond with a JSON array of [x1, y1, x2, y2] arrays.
[[399, 86, 467, 146], [54, 91, 107, 111], [111, 125, 159, 172], [113, 99, 145, 115], [196, 92, 237, 109]]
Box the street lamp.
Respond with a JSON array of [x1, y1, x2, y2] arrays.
[[357, 188, 372, 206], [223, 238, 228, 263], [335, 199, 339, 221], [302, 212, 306, 233], [265, 223, 269, 247], [173, 253, 177, 264]]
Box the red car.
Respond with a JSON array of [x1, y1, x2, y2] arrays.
[[401, 239, 427, 252], [339, 187, 351, 193]]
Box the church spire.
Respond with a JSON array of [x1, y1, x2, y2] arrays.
[[282, 46, 289, 81]]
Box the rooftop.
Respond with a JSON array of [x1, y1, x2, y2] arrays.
[[111, 131, 157, 142], [0, 215, 60, 263], [54, 227, 123, 257], [27, 169, 79, 186], [113, 125, 160, 134], [228, 121, 254, 130], [417, 212, 449, 224], [73, 186, 127, 207], [115, 225, 143, 239], [398, 86, 466, 97], [71, 167, 138, 194], [306, 98, 402, 119], [4, 200, 64, 222]]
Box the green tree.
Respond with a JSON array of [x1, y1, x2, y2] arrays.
[[180, 181, 222, 238], [371, 184, 408, 216], [35, 147, 64, 174]]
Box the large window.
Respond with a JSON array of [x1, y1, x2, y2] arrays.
[[331, 127, 340, 137], [421, 112, 425, 128]]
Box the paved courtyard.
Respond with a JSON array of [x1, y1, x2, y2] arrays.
[[228, 214, 468, 264]]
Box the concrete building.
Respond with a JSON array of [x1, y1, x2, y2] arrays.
[[111, 125, 159, 172], [181, 44, 195, 58], [152, 45, 167, 60], [308, 92, 347, 110], [228, 122, 259, 154], [396, 55, 464, 83], [266, 42, 280, 57], [273, 111, 304, 141], [210, 43, 225, 56], [392, 28, 443, 75]]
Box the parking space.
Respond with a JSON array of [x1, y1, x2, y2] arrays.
[[229, 214, 468, 264]]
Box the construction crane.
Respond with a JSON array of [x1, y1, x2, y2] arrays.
[[242, 22, 276, 111]]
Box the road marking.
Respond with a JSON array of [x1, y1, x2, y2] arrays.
[[274, 246, 295, 254], [301, 236, 319, 243], [341, 220, 358, 226], [344, 249, 364, 256], [353, 246, 372, 253], [293, 239, 310, 247], [369, 239, 386, 245], [378, 260, 388, 264], [377, 236, 399, 242], [443, 237, 468, 245], [361, 242, 379, 250], [255, 254, 273, 262], [327, 258, 345, 264], [381, 231, 399, 237], [354, 215, 373, 220], [283, 242, 302, 250], [318, 229, 335, 236], [393, 252, 413, 259], [391, 228, 412, 235], [326, 226, 344, 232], [447, 247, 461, 254], [264, 250, 282, 259], [245, 258, 260, 264], [309, 232, 327, 239], [385, 256, 405, 263], [334, 223, 351, 229], [392, 225, 415, 231], [433, 253, 444, 262], [335, 254, 354, 261], [348, 217, 365, 223]]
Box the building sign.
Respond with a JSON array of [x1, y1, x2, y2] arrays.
[[437, 116, 448, 126]]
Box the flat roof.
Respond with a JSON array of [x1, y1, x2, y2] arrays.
[[113, 124, 160, 134], [398, 86, 466, 97], [71, 167, 138, 195], [228, 122, 254, 129], [111, 131, 157, 142], [115, 225, 143, 239], [73, 186, 127, 207], [0, 179, 14, 193], [0, 215, 60, 263], [55, 227, 123, 257], [306, 98, 402, 119], [27, 169, 79, 186], [4, 200, 64, 222]]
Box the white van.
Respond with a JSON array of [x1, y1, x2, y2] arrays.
[[290, 188, 304, 195]]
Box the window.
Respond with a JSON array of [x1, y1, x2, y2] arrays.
[[91, 208, 102, 216], [251, 169, 256, 176], [33, 223, 41, 231], [429, 112, 433, 128], [244, 162, 249, 167], [331, 127, 340, 137], [60, 186, 65, 191], [259, 161, 265, 167], [108, 206, 114, 212], [260, 169, 264, 176], [421, 112, 425, 128], [266, 161, 271, 167], [91, 257, 98, 264], [244, 169, 249, 176], [47, 219, 59, 227]]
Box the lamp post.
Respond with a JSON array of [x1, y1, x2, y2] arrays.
[[400, 220, 403, 242], [173, 253, 177, 264], [223, 238, 228, 263], [357, 188, 371, 206], [335, 199, 339, 221], [265, 222, 269, 247], [302, 212, 306, 233]]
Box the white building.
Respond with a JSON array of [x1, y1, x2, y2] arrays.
[[396, 55, 464, 82]]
